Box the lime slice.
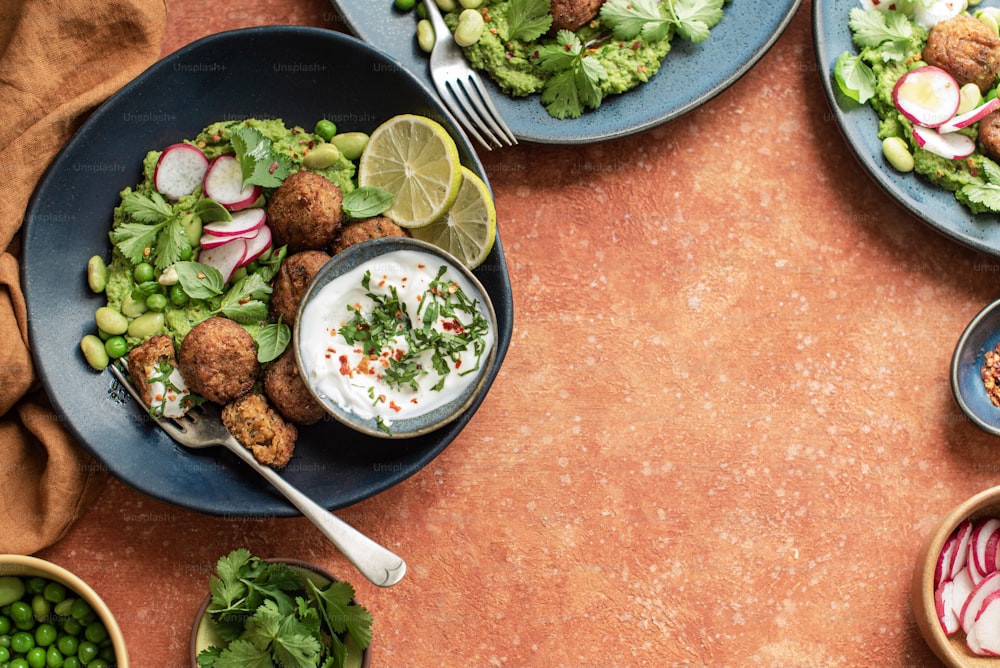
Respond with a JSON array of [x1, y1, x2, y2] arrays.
[[411, 166, 497, 269], [357, 114, 462, 228]]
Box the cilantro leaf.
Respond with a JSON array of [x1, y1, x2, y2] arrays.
[[834, 51, 877, 104], [601, 0, 724, 44], [214, 638, 272, 668], [538, 31, 606, 119], [506, 0, 552, 42], [600, 0, 663, 40], [231, 125, 293, 188], [111, 191, 197, 269], [120, 189, 172, 223], [848, 7, 918, 62], [670, 0, 724, 43], [961, 159, 1000, 212], [309, 580, 373, 651]]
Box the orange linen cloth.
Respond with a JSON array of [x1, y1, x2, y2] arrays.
[[0, 0, 166, 553]]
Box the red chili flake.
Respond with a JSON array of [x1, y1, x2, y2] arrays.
[[338, 355, 351, 376], [441, 319, 466, 334], [490, 28, 498, 35], [389, 401, 402, 412], [632, 41, 641, 50], [455, 359, 463, 369], [268, 161, 279, 174]]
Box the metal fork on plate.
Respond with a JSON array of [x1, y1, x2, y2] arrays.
[[108, 362, 406, 587], [423, 0, 517, 150]]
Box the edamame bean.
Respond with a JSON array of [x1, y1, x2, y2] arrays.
[[981, 11, 1000, 36], [454, 8, 485, 47], [958, 82, 983, 115], [86, 256, 107, 294], [120, 294, 148, 318], [435, 0, 456, 10], [331, 132, 370, 161], [882, 136, 915, 173], [314, 119, 337, 141], [127, 312, 164, 340], [303, 143, 341, 170], [80, 335, 109, 371], [417, 19, 435, 53], [459, 0, 482, 8], [94, 307, 128, 336], [181, 212, 201, 248]]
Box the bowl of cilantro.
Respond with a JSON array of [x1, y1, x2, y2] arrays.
[[190, 549, 372, 668]]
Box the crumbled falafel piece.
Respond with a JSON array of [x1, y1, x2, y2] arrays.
[[178, 316, 259, 405], [127, 334, 178, 408], [264, 350, 326, 426], [330, 216, 410, 256], [221, 393, 297, 468], [981, 110, 1000, 161], [267, 170, 346, 252], [550, 0, 605, 32], [924, 14, 1000, 94], [269, 249, 331, 326]]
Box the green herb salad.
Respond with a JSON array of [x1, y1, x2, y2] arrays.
[[408, 0, 730, 119], [833, 1, 1000, 215]]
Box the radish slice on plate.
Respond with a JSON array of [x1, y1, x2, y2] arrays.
[[199, 229, 259, 249], [198, 238, 247, 282], [893, 66, 961, 128], [154, 143, 209, 201], [202, 208, 267, 237], [203, 155, 262, 211], [912, 124, 976, 160], [939, 98, 1000, 133], [242, 224, 272, 265]]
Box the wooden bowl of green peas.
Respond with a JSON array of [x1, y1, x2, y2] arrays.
[[0, 554, 127, 667]]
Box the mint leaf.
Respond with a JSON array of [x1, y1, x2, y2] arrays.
[[834, 51, 877, 104], [506, 0, 552, 41], [343, 186, 394, 218]]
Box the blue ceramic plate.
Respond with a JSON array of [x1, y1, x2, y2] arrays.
[[952, 297, 1000, 437], [21, 26, 513, 516], [331, 0, 802, 144], [293, 238, 498, 440], [814, 0, 1000, 257]]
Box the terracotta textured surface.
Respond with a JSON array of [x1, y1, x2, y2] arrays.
[[32, 0, 1000, 666]]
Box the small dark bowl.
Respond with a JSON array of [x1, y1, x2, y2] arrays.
[[190, 558, 371, 667], [294, 237, 498, 439], [952, 297, 1000, 436]]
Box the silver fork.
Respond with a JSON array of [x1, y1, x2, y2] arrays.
[[108, 362, 406, 588], [424, 0, 517, 150]]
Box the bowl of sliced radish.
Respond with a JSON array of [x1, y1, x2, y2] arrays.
[[913, 485, 1000, 665]]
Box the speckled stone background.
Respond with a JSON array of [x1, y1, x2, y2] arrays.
[[32, 1, 1000, 665]]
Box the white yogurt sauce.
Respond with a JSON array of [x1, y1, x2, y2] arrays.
[[298, 249, 493, 426], [146, 366, 192, 418]]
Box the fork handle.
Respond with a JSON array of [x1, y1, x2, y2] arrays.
[[221, 436, 406, 587]]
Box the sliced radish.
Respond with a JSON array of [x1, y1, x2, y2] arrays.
[[939, 98, 1000, 133], [950, 520, 974, 580], [962, 571, 1000, 634], [912, 124, 976, 160], [203, 155, 262, 211], [968, 589, 1000, 655], [893, 66, 961, 128], [971, 518, 1000, 577], [202, 208, 267, 238], [241, 224, 272, 265], [936, 578, 961, 635], [154, 143, 209, 201], [198, 238, 247, 282], [953, 568, 976, 628], [199, 230, 259, 250], [936, 533, 959, 589]]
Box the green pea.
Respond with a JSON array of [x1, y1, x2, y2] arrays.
[[81, 624, 105, 646], [10, 631, 33, 654], [25, 580, 44, 597], [179, 246, 193, 261], [454, 8, 485, 47], [8, 603, 30, 626], [302, 143, 341, 170], [145, 293, 168, 312], [52, 600, 73, 619], [416, 1, 428, 18], [169, 284, 189, 307], [12, 657, 30, 668], [25, 647, 45, 668], [45, 646, 63, 668], [0, 632, 11, 648], [85, 256, 107, 294], [87, 660, 109, 668], [75, 642, 97, 665], [127, 311, 164, 340], [32, 624, 54, 648], [103, 336, 127, 360], [30, 596, 49, 621], [314, 119, 337, 141], [0, 646, 7, 662], [63, 657, 80, 668], [41, 583, 64, 606], [0, 579, 25, 608], [94, 307, 127, 336], [55, 636, 76, 657], [417, 19, 435, 54], [0, 617, 9, 635], [80, 336, 109, 371], [120, 293, 148, 318], [395, 0, 416, 9], [882, 136, 915, 173], [132, 262, 154, 283], [59, 618, 80, 637], [331, 132, 370, 161]]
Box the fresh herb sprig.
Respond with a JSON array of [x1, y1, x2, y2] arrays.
[[196, 548, 372, 668], [833, 7, 925, 104], [230, 125, 293, 188]]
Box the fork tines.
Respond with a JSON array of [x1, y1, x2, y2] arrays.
[[444, 74, 517, 150]]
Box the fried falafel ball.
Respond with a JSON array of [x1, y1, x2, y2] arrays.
[[267, 170, 346, 252], [269, 249, 331, 326], [550, 0, 605, 31], [264, 350, 326, 426], [923, 14, 1000, 94], [221, 393, 297, 468], [981, 111, 1000, 161], [127, 334, 178, 408], [178, 316, 259, 405], [330, 216, 410, 255]]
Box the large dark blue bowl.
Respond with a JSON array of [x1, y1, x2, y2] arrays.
[[21, 26, 513, 516]]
